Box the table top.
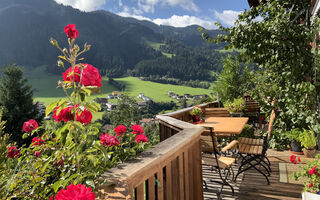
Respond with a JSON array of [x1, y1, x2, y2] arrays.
[[196, 117, 249, 135]]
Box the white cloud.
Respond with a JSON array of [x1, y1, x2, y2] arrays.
[[54, 0, 107, 12], [136, 0, 198, 14], [153, 15, 217, 29], [214, 10, 241, 26], [118, 10, 217, 30]]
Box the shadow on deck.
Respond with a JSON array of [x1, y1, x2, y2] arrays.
[[203, 150, 303, 200]]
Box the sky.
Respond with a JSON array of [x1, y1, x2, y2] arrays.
[[54, 0, 250, 29]]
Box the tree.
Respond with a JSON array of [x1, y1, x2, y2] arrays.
[[205, 0, 320, 147], [0, 64, 38, 146], [102, 94, 141, 127]]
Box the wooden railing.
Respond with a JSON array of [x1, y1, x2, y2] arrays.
[[95, 102, 219, 200]]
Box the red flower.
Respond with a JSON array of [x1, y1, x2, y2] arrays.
[[23, 119, 39, 133], [64, 24, 79, 39], [309, 182, 314, 188], [290, 155, 299, 164], [62, 66, 81, 83], [114, 125, 127, 137], [131, 124, 144, 135], [54, 183, 95, 200], [297, 157, 301, 163], [100, 133, 120, 147], [32, 137, 45, 146], [48, 195, 54, 200], [63, 64, 102, 88], [309, 166, 318, 175], [7, 146, 19, 158], [135, 134, 148, 143], [81, 64, 102, 87], [53, 106, 74, 123], [76, 109, 92, 124], [34, 151, 41, 157]]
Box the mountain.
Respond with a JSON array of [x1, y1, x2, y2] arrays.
[[0, 0, 226, 80]]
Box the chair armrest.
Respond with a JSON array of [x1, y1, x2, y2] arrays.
[[221, 140, 239, 152]]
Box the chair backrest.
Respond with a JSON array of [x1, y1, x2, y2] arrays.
[[244, 100, 260, 113], [267, 110, 276, 140], [205, 108, 230, 117]]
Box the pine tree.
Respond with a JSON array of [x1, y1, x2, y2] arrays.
[[0, 64, 38, 146]]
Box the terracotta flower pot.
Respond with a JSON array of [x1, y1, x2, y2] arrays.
[[303, 148, 316, 158]]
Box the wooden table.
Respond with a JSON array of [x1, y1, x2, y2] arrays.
[[196, 117, 249, 137]]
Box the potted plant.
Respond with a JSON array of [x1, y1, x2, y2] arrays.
[[298, 129, 317, 158], [290, 154, 320, 199], [285, 129, 303, 154], [190, 106, 205, 123], [225, 97, 246, 117]]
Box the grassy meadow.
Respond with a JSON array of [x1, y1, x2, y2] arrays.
[[26, 66, 213, 120]]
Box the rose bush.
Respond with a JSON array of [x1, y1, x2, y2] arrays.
[[1, 24, 150, 199]]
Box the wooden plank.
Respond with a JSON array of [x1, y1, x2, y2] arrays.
[[148, 175, 155, 200], [184, 150, 190, 200], [165, 162, 172, 200], [192, 140, 203, 199], [136, 182, 145, 200], [172, 158, 179, 200], [178, 154, 185, 200], [157, 168, 164, 200], [188, 146, 194, 199]]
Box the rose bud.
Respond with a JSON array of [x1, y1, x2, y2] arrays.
[[50, 38, 58, 46], [34, 151, 41, 157], [84, 43, 91, 51], [57, 60, 64, 68]]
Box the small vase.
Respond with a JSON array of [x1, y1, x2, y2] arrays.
[[192, 115, 200, 122], [290, 140, 303, 154], [303, 148, 316, 158]]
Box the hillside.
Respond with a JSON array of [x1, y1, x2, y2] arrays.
[[0, 0, 226, 81]]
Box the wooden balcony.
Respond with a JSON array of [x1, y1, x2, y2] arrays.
[[95, 102, 303, 200]]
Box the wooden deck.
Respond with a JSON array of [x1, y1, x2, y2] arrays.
[[203, 150, 303, 200]]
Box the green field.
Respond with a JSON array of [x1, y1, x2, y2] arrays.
[[27, 67, 213, 106]]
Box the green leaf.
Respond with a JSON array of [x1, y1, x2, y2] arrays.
[[53, 180, 63, 192], [86, 180, 95, 189], [46, 100, 59, 116]]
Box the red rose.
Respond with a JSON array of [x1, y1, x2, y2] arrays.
[[76, 109, 92, 124], [131, 124, 144, 135], [309, 166, 318, 175], [62, 64, 102, 88], [135, 134, 148, 143], [23, 119, 39, 133], [81, 64, 102, 87], [34, 151, 41, 157], [308, 182, 314, 188], [114, 125, 127, 137], [62, 66, 81, 83], [290, 155, 297, 164], [64, 24, 79, 39], [100, 133, 120, 147], [48, 195, 54, 200], [55, 183, 95, 200], [7, 146, 19, 158], [32, 137, 45, 146], [53, 106, 74, 123]]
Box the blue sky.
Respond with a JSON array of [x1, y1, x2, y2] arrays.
[[54, 0, 250, 29]]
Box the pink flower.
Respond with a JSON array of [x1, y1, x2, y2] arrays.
[[34, 151, 41, 157], [23, 119, 39, 133], [131, 124, 144, 135], [76, 109, 92, 124], [135, 134, 148, 143], [54, 183, 95, 200], [64, 24, 79, 39], [7, 146, 19, 158], [53, 106, 74, 123], [100, 133, 120, 147], [32, 137, 45, 146], [114, 125, 127, 137]]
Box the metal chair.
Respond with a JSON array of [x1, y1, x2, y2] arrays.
[[234, 110, 276, 185], [201, 126, 238, 199]]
